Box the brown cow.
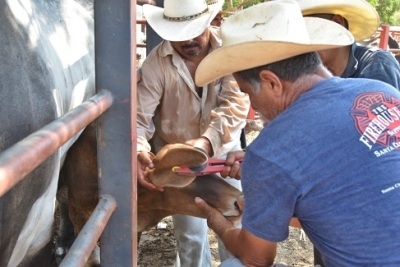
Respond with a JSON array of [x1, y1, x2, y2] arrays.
[[56, 122, 243, 265]]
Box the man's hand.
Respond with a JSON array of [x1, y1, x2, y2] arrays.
[[195, 197, 235, 235], [137, 151, 164, 191], [185, 137, 213, 157], [220, 150, 245, 179]]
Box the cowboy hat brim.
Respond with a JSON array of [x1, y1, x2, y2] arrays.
[[298, 0, 380, 41], [143, 0, 223, 42], [195, 17, 354, 86]]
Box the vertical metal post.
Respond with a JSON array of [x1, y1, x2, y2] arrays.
[[95, 0, 137, 266], [146, 0, 163, 55], [379, 25, 390, 50]]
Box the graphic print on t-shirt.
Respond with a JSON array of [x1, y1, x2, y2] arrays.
[[351, 92, 400, 156]]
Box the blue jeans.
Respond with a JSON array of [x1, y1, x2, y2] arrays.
[[173, 215, 211, 267], [174, 143, 243, 267], [219, 258, 293, 267]]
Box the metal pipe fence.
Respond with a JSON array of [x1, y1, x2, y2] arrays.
[[0, 90, 113, 197]]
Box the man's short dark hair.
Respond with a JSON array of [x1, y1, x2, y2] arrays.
[[235, 51, 321, 86]]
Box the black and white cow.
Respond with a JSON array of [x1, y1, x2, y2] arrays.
[[0, 0, 95, 266]]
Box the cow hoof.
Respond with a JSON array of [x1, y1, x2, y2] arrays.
[[55, 247, 68, 265]]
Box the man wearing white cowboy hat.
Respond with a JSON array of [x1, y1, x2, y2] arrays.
[[194, 1, 400, 266], [297, 0, 400, 90], [137, 0, 250, 266]]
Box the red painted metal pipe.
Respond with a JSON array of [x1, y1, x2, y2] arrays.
[[379, 25, 390, 50], [0, 90, 113, 197], [59, 194, 117, 267]]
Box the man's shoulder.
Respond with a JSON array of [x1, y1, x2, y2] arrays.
[[354, 43, 397, 62], [143, 41, 175, 65]]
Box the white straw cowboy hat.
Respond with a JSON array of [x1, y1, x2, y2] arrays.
[[195, 0, 354, 86], [143, 0, 224, 42], [297, 0, 380, 41]]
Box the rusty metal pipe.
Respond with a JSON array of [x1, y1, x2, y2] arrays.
[[379, 25, 390, 50], [0, 90, 113, 197], [60, 194, 117, 267]]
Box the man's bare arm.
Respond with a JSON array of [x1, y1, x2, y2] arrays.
[[195, 197, 277, 267]]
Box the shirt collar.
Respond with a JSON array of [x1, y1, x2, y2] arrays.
[[341, 42, 358, 78]]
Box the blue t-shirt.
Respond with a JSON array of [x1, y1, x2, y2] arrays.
[[242, 77, 400, 266]]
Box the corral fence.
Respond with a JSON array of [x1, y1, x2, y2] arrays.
[[0, 0, 138, 266], [373, 24, 400, 55]]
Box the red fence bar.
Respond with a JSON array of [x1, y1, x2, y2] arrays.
[[379, 24, 390, 49], [247, 107, 256, 120], [0, 90, 113, 197], [60, 194, 117, 267], [137, 19, 146, 47]]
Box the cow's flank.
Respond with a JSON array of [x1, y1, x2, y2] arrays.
[[0, 0, 95, 265]]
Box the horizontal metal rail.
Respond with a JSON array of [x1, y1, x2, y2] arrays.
[[0, 90, 114, 197], [60, 194, 117, 267], [137, 19, 146, 48]]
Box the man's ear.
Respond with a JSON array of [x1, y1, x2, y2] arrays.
[[331, 14, 347, 28], [259, 70, 283, 98]]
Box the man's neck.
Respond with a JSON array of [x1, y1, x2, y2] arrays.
[[285, 65, 333, 106], [181, 44, 211, 83], [321, 45, 352, 77]]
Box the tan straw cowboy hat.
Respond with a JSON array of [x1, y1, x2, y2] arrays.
[[195, 0, 354, 87], [297, 0, 380, 41], [143, 0, 224, 42]]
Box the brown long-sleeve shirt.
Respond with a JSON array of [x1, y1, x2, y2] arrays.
[[137, 28, 250, 157]]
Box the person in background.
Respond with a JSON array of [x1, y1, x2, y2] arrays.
[[194, 1, 400, 266], [297, 0, 400, 90], [207, 0, 225, 27], [137, 0, 250, 266], [211, 11, 225, 27], [221, 0, 400, 178]]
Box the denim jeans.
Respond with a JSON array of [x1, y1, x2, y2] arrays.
[[173, 142, 243, 267], [173, 215, 211, 267], [219, 258, 293, 267]]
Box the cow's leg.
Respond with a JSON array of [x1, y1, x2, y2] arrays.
[[63, 123, 100, 267], [55, 184, 76, 264]]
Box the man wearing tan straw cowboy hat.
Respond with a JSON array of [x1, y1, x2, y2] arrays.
[[137, 0, 250, 266], [297, 0, 400, 90], [194, 1, 400, 266]]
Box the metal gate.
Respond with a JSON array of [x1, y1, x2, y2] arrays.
[[0, 0, 138, 266]]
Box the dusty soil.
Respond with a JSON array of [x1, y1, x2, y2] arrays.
[[138, 121, 314, 267], [137, 217, 314, 267]]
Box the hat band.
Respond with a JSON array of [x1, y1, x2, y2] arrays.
[[207, 0, 219, 5], [163, 7, 209, 21]]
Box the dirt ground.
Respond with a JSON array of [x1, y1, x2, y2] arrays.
[[138, 122, 315, 267], [137, 217, 314, 267]]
